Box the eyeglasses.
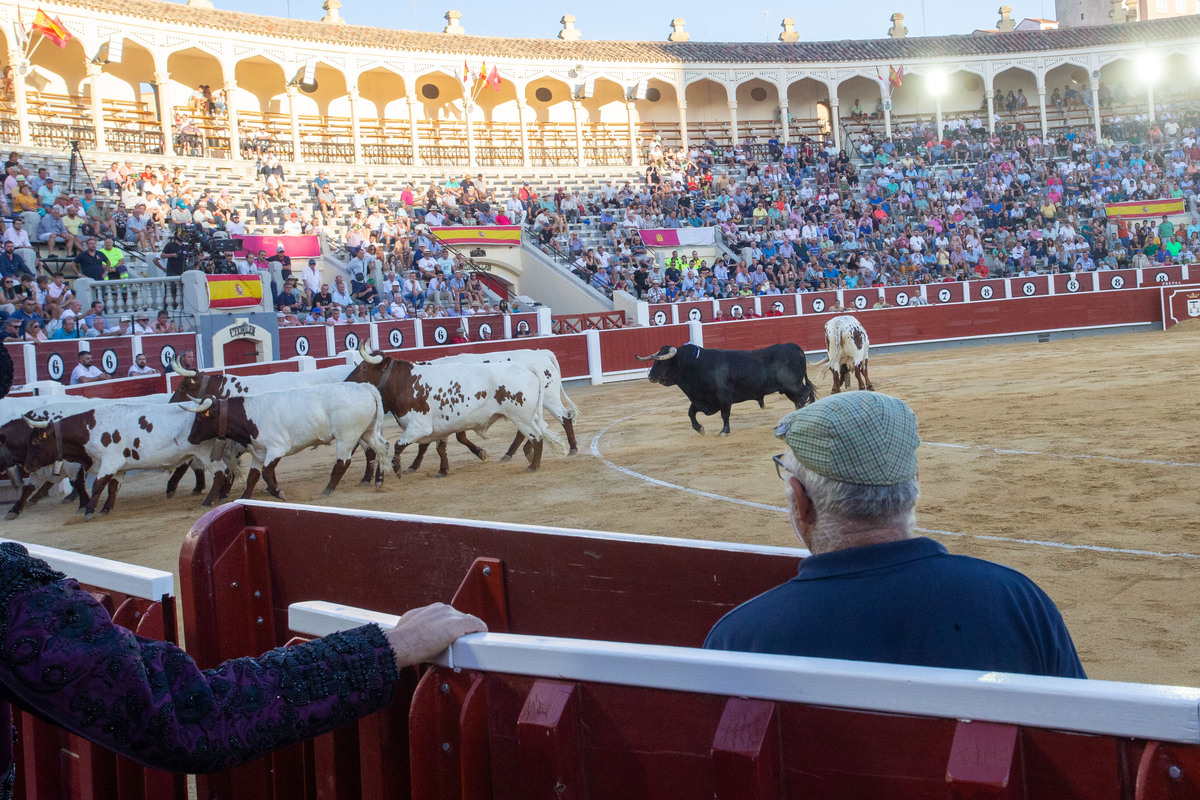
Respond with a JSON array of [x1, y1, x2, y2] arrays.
[[772, 453, 789, 481]]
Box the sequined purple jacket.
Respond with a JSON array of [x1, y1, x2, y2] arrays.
[[0, 542, 400, 796]]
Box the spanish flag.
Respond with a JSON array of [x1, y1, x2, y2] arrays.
[[1104, 197, 1186, 219], [207, 274, 264, 309], [430, 225, 522, 247], [30, 9, 71, 49]]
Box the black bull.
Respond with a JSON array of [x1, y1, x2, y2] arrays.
[[637, 343, 817, 435]]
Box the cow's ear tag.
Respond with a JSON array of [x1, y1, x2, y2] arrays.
[[774, 421, 790, 437]]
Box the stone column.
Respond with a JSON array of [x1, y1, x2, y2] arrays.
[[8, 48, 28, 145], [571, 100, 585, 167], [347, 85, 363, 163], [935, 98, 944, 140], [1037, 86, 1048, 139], [829, 100, 840, 148], [155, 71, 173, 156], [465, 102, 477, 167], [406, 95, 421, 166], [883, 102, 892, 139], [778, 101, 789, 145], [985, 90, 996, 134], [517, 101, 531, 167], [625, 99, 638, 166], [286, 85, 303, 164], [1147, 83, 1156, 124], [1091, 83, 1101, 141], [677, 99, 688, 152], [727, 100, 739, 148], [85, 62, 107, 152], [224, 79, 240, 160]]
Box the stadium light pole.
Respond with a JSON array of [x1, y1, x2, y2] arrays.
[[1137, 50, 1163, 124], [927, 69, 947, 140]]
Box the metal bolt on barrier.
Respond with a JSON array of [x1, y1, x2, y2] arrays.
[[482, 566, 491, 576], [442, 742, 451, 752], [1170, 765, 1183, 779], [440, 683, 450, 693]]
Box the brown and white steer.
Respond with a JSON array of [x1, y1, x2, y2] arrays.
[[181, 383, 389, 501], [346, 350, 557, 477], [398, 347, 581, 474], [20, 402, 239, 520], [814, 315, 874, 393]]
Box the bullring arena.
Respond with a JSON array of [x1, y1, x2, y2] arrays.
[[13, 323, 1200, 687], [8, 0, 1200, 793]]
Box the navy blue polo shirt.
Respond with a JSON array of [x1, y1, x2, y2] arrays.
[[704, 537, 1085, 678]]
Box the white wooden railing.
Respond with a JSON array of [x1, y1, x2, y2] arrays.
[[74, 276, 185, 316]]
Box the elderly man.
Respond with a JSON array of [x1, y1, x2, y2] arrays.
[[705, 392, 1085, 679]]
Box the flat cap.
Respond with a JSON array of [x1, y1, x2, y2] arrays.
[[775, 392, 919, 486]]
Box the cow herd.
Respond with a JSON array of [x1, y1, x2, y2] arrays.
[[0, 314, 875, 521], [0, 345, 579, 520]]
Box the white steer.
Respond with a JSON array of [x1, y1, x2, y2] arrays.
[[181, 383, 389, 501], [816, 315, 874, 393], [346, 351, 558, 476], [20, 401, 240, 520]]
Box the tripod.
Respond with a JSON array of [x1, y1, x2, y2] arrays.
[[66, 140, 96, 196]]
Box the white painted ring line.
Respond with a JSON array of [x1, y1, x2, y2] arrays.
[[590, 414, 1199, 561]]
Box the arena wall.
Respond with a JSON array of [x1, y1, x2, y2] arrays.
[[8, 276, 1196, 395]]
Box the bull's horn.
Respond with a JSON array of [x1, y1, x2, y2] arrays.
[[181, 397, 213, 414], [22, 414, 49, 429], [171, 356, 198, 378], [359, 342, 383, 365], [636, 347, 678, 362]]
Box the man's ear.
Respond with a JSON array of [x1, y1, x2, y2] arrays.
[[788, 475, 817, 526]]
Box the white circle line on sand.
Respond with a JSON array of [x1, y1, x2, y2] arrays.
[[591, 414, 1200, 561], [924, 441, 1200, 468]]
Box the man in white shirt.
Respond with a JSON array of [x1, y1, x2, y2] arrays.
[[70, 351, 105, 384], [387, 292, 409, 319], [132, 313, 155, 335], [127, 352, 158, 376], [330, 276, 354, 308], [225, 213, 247, 236], [301, 258, 322, 303]]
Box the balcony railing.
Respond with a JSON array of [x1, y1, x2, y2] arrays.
[[74, 276, 185, 316], [106, 127, 165, 155], [362, 142, 413, 165], [31, 121, 96, 149], [418, 144, 469, 166]]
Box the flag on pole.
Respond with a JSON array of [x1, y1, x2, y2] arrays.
[[30, 8, 70, 48], [888, 65, 904, 89], [462, 60, 470, 84], [486, 65, 502, 91]]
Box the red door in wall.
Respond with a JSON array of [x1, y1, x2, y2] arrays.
[[223, 338, 259, 366]]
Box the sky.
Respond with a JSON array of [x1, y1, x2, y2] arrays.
[[221, 0, 1058, 42]]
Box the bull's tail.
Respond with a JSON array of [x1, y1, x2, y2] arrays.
[[540, 427, 569, 457], [807, 353, 830, 372], [368, 388, 390, 455], [544, 351, 580, 420], [528, 363, 568, 457]]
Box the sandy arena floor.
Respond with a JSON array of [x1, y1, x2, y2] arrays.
[[6, 323, 1200, 685]]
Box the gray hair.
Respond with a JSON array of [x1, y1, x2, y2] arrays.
[[792, 460, 919, 542]]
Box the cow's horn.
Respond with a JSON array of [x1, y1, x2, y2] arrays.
[[181, 397, 213, 414], [22, 414, 49, 429], [171, 356, 198, 378], [359, 342, 383, 365], [636, 347, 678, 362]]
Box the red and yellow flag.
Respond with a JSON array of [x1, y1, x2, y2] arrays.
[[207, 274, 264, 309], [430, 225, 521, 247], [1104, 198, 1185, 219], [30, 9, 71, 48], [888, 65, 904, 89]]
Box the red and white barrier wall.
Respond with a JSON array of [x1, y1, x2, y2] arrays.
[[8, 278, 1196, 399]]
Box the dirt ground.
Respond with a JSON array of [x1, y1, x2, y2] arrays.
[[5, 324, 1200, 686]]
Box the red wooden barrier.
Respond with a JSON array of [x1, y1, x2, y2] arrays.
[[676, 300, 714, 322], [1160, 283, 1200, 329], [843, 286, 882, 311], [331, 322, 372, 354], [717, 297, 756, 319], [376, 318, 417, 350], [3, 343, 27, 386], [798, 290, 840, 314], [64, 373, 166, 399], [597, 324, 691, 373], [1140, 264, 1187, 286], [278, 324, 329, 359], [1097, 268, 1138, 292], [928, 281, 966, 305], [141, 332, 200, 372], [180, 502, 801, 800]]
